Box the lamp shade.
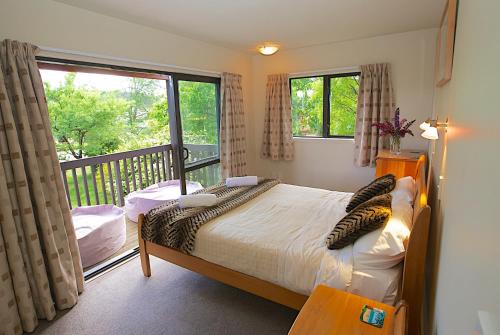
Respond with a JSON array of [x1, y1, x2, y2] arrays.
[[420, 121, 431, 130], [421, 126, 439, 140]]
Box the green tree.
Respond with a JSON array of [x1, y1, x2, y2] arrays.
[[329, 76, 359, 136], [178, 81, 217, 144], [123, 78, 162, 135], [45, 73, 128, 160], [291, 77, 323, 136], [148, 99, 170, 143]]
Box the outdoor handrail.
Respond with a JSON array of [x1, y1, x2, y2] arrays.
[[59, 143, 219, 209], [60, 144, 174, 209]]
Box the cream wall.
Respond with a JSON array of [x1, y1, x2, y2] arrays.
[[0, 0, 256, 172], [426, 0, 500, 334], [250, 29, 437, 192]]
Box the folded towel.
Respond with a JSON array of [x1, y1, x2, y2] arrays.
[[178, 194, 217, 209], [225, 176, 259, 187]]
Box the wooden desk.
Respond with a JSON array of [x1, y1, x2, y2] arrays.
[[289, 285, 396, 335], [375, 150, 425, 180]]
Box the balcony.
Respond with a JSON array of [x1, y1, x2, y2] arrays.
[[61, 143, 220, 274]]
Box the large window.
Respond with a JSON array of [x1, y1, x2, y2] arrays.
[[290, 72, 360, 138]]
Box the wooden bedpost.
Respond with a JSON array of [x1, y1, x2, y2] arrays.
[[138, 214, 151, 277], [401, 154, 431, 335]]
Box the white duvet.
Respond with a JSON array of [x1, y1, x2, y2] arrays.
[[192, 183, 402, 300]]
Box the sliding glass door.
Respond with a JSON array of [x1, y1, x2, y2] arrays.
[[168, 74, 221, 194]]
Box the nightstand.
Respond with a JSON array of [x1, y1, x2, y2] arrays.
[[289, 285, 405, 335], [375, 149, 425, 179]]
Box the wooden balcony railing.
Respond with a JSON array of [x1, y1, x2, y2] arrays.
[[60, 145, 174, 208], [59, 143, 220, 209]]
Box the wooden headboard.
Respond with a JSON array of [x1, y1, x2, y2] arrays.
[[401, 154, 431, 335]]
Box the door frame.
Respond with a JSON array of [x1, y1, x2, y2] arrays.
[[37, 56, 221, 279], [168, 73, 221, 194]]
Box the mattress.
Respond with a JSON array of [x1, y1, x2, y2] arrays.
[[191, 183, 401, 302]]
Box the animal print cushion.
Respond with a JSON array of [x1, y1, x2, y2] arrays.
[[326, 194, 392, 250], [346, 174, 396, 212]]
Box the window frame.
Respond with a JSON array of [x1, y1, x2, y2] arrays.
[[37, 56, 222, 280], [289, 71, 360, 139], [172, 73, 221, 172], [37, 56, 222, 172]]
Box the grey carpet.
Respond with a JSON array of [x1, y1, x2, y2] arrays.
[[31, 256, 298, 335]]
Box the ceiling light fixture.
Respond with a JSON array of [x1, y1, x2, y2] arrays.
[[258, 44, 280, 56]]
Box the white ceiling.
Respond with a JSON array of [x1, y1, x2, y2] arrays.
[[54, 0, 444, 53]]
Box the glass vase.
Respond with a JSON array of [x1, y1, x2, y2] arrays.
[[390, 136, 401, 155]]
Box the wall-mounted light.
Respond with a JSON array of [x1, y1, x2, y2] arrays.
[[258, 44, 280, 56], [422, 126, 439, 140], [420, 121, 431, 131], [420, 118, 448, 140]]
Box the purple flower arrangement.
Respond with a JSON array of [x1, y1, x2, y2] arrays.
[[372, 108, 415, 154], [372, 108, 416, 138]]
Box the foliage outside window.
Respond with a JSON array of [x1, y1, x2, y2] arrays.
[[42, 71, 170, 161], [179, 81, 218, 145], [290, 73, 360, 138], [291, 77, 324, 136], [178, 80, 219, 165]]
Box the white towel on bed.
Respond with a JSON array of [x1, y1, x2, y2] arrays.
[[225, 176, 258, 187], [178, 194, 217, 208]]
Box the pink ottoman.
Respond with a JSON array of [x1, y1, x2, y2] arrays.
[[124, 180, 203, 222], [72, 205, 126, 268]]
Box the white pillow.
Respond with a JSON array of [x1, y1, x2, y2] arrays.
[[352, 196, 413, 270], [391, 176, 416, 205]]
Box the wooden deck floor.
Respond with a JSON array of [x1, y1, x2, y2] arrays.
[[83, 218, 138, 273]]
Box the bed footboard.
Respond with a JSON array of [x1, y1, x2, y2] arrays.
[[136, 214, 308, 310]]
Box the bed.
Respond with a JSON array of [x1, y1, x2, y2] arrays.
[[138, 155, 430, 334]]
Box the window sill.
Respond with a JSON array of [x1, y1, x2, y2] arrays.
[[292, 136, 354, 142]]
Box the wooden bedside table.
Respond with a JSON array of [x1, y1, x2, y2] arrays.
[[289, 285, 402, 335], [375, 149, 425, 180]]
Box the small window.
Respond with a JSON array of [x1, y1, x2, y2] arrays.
[[291, 76, 323, 137], [329, 74, 359, 137], [290, 72, 360, 138]]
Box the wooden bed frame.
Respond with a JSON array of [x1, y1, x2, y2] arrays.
[[138, 155, 430, 335]]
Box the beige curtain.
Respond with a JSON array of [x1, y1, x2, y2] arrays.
[[260, 73, 294, 161], [220, 72, 247, 178], [0, 40, 83, 335], [354, 63, 395, 167]]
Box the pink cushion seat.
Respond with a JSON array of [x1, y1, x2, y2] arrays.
[[72, 205, 126, 268], [124, 179, 203, 222]]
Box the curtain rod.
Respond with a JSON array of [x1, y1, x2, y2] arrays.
[[38, 46, 222, 78], [288, 65, 361, 78]]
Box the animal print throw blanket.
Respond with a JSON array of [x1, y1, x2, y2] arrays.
[[142, 178, 279, 254]]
